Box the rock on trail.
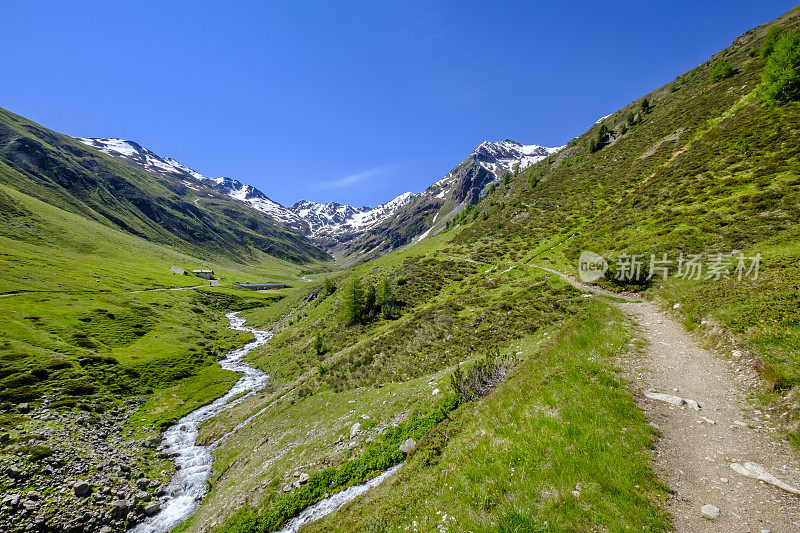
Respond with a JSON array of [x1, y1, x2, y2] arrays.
[[620, 299, 800, 532]]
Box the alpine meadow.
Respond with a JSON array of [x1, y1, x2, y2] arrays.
[[3, 3, 800, 533]]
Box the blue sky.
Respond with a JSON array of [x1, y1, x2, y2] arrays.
[[3, 1, 796, 207]]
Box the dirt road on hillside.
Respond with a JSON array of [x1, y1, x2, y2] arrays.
[[535, 266, 800, 532]]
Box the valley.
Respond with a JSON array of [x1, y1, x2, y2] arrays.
[[2, 3, 800, 533], [75, 137, 560, 262]]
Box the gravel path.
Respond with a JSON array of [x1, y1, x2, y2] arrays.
[[534, 266, 800, 531]]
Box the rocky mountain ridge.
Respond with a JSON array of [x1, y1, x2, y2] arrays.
[[77, 137, 561, 258], [337, 139, 562, 260]]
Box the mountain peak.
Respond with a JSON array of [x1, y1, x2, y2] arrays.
[[288, 192, 415, 238], [76, 135, 558, 257], [77, 137, 208, 181], [469, 139, 563, 177]]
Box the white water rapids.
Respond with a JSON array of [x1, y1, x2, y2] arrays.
[[132, 312, 271, 533], [277, 464, 402, 533], [132, 311, 401, 533]]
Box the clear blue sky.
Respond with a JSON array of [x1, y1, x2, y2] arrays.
[[3, 1, 796, 207]]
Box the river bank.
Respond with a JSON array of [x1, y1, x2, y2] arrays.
[[133, 313, 273, 532]]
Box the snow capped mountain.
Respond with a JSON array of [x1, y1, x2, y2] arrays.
[[427, 140, 562, 203], [76, 136, 561, 258], [290, 192, 415, 237], [75, 137, 411, 240], [290, 200, 371, 230], [77, 138, 208, 180], [76, 137, 305, 228], [472, 139, 562, 177], [208, 176, 302, 227], [345, 139, 563, 258]]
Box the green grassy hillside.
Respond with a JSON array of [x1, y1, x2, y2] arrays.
[[0, 107, 328, 264], [305, 302, 670, 533], [0, 173, 337, 530], [0, 180, 330, 424], [180, 233, 674, 533], [0, 152, 338, 527], [448, 6, 800, 392]]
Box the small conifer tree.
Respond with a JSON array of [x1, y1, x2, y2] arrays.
[[312, 331, 325, 355], [761, 31, 800, 104], [340, 277, 364, 325]]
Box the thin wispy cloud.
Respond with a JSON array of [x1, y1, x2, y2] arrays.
[[312, 166, 391, 191]]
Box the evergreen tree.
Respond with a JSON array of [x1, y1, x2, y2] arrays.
[[761, 31, 800, 104], [502, 172, 510, 186], [340, 277, 364, 325], [312, 331, 325, 355], [363, 283, 376, 321], [589, 123, 608, 153], [760, 26, 784, 61], [378, 279, 395, 319], [640, 98, 650, 112], [322, 277, 335, 297]]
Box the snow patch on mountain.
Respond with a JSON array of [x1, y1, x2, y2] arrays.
[[290, 191, 414, 237], [427, 139, 562, 201], [77, 138, 207, 180], [472, 139, 562, 177], [76, 136, 562, 254], [595, 113, 612, 124], [76, 137, 304, 226]]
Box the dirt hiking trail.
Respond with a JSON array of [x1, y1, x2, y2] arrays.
[[537, 266, 800, 532]]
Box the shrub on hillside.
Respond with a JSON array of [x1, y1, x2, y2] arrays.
[[18, 444, 53, 462], [320, 277, 335, 298], [709, 58, 735, 82], [450, 350, 515, 402], [761, 30, 800, 104]]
